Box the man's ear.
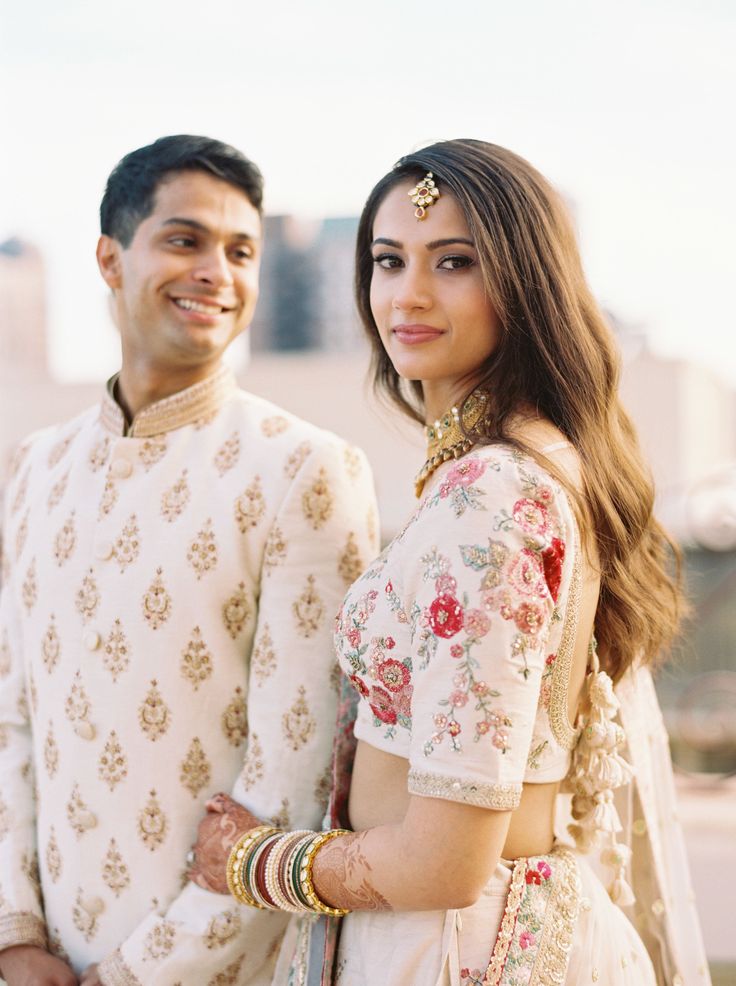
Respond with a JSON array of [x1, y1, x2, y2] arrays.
[[96, 235, 123, 289]]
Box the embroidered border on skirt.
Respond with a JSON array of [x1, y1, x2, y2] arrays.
[[483, 846, 581, 986]]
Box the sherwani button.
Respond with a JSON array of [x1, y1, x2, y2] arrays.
[[74, 721, 97, 740], [94, 540, 114, 560], [111, 458, 133, 479], [84, 631, 101, 651], [79, 810, 98, 829]]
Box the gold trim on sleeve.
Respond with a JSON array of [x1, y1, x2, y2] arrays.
[[96, 948, 144, 986], [0, 911, 47, 951], [547, 534, 583, 752], [408, 769, 521, 809]]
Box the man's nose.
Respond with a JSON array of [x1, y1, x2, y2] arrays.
[[192, 247, 234, 287]]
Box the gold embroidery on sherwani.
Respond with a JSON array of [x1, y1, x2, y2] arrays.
[[47, 468, 70, 512], [302, 467, 334, 529], [0, 631, 11, 678], [292, 575, 324, 637], [180, 627, 213, 689], [284, 440, 312, 478], [261, 414, 290, 437], [21, 851, 41, 895], [314, 765, 331, 816], [88, 436, 111, 472], [66, 784, 97, 838], [98, 730, 128, 790], [52, 512, 76, 566], [44, 721, 59, 778], [46, 828, 62, 882], [0, 797, 10, 840], [104, 619, 130, 681], [102, 838, 130, 896], [112, 514, 141, 572], [263, 523, 287, 573], [208, 956, 245, 986], [0, 724, 8, 751], [213, 431, 240, 475], [204, 909, 241, 949], [281, 685, 316, 751], [72, 888, 104, 942], [221, 687, 248, 747], [251, 624, 276, 685], [338, 532, 364, 586], [17, 691, 30, 725], [47, 928, 71, 964], [11, 468, 30, 515], [8, 440, 31, 478], [75, 568, 100, 623], [15, 509, 29, 560], [138, 790, 167, 850], [180, 737, 212, 797], [222, 582, 251, 639], [138, 435, 168, 470], [21, 558, 38, 613], [138, 680, 171, 740], [269, 797, 290, 829], [142, 568, 172, 629], [343, 446, 362, 481], [187, 519, 218, 579], [65, 672, 93, 737], [41, 615, 61, 673], [144, 919, 178, 960], [28, 669, 38, 715], [98, 474, 119, 518], [160, 469, 191, 522], [234, 476, 266, 533], [239, 733, 264, 790], [48, 428, 79, 468]]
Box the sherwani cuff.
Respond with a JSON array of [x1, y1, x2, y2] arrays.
[[97, 948, 142, 986], [0, 911, 48, 952]]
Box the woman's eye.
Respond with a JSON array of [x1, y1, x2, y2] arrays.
[[438, 255, 473, 270], [372, 253, 403, 270]]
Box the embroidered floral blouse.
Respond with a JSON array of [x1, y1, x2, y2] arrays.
[[334, 446, 581, 811]]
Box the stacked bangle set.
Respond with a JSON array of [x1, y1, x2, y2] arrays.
[[226, 825, 350, 917]]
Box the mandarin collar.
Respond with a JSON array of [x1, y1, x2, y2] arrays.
[[100, 364, 237, 438]]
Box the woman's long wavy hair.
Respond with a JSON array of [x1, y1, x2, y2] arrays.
[[355, 139, 684, 679]]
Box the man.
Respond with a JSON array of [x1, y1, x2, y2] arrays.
[[0, 135, 378, 985]]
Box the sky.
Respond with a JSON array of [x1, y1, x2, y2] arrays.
[[1, 0, 735, 384]]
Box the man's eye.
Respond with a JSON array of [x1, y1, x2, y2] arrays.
[[169, 236, 195, 248], [372, 253, 402, 269], [231, 248, 253, 261], [438, 255, 473, 270]]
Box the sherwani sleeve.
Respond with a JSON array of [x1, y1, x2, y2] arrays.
[[0, 464, 48, 952], [97, 439, 379, 986]]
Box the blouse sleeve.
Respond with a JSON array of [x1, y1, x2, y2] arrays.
[[405, 452, 570, 811]]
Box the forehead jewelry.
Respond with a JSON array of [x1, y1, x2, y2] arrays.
[[408, 172, 440, 220]]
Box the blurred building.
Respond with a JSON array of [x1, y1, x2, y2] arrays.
[[0, 238, 49, 380]]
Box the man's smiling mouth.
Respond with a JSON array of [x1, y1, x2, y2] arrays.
[[173, 298, 230, 315]]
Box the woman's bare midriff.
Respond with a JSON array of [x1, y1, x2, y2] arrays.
[[348, 740, 559, 859]]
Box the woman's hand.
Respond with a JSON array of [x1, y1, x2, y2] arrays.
[[188, 792, 263, 894]]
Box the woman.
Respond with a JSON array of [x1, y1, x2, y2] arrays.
[[190, 141, 710, 985]]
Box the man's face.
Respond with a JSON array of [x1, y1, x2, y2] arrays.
[[98, 170, 262, 372]]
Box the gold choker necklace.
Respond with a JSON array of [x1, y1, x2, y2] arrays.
[[415, 391, 488, 497]]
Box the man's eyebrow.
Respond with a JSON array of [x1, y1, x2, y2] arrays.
[[162, 218, 258, 240], [371, 236, 475, 249]]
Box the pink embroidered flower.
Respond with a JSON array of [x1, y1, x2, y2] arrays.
[[435, 573, 458, 595], [464, 608, 490, 639], [519, 930, 536, 950], [369, 686, 397, 724], [492, 728, 509, 751], [385, 636, 396, 650], [346, 628, 361, 649], [476, 720, 491, 735], [439, 458, 486, 497], [348, 674, 369, 697], [507, 548, 547, 598], [513, 497, 550, 536], [377, 659, 410, 693], [395, 687, 413, 717], [449, 690, 468, 708], [428, 595, 464, 638], [541, 537, 565, 602], [453, 672, 468, 689], [434, 713, 448, 729], [447, 719, 462, 736], [514, 601, 545, 635], [489, 710, 507, 726], [450, 644, 464, 659], [536, 860, 552, 880], [471, 680, 489, 697], [536, 484, 553, 502]]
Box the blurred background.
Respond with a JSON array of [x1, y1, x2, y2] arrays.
[[1, 0, 735, 980]]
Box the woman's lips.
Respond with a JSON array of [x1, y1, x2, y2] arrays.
[[391, 324, 444, 344]]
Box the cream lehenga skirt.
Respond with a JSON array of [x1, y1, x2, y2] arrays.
[[333, 845, 656, 986]]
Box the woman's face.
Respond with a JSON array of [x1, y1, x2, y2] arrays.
[[369, 180, 501, 418]]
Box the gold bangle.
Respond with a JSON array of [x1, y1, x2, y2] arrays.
[[226, 825, 278, 908], [299, 829, 351, 916]]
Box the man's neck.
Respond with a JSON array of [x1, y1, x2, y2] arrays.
[[116, 359, 223, 423]]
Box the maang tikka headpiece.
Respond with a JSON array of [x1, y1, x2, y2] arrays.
[[408, 172, 440, 220]]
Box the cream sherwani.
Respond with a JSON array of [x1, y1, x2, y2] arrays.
[[0, 365, 379, 985]]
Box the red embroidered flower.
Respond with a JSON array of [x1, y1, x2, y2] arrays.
[[349, 674, 369, 697], [447, 719, 462, 736], [377, 659, 410, 693], [450, 644, 464, 659], [385, 636, 396, 649], [369, 686, 397, 724], [514, 601, 545, 635], [428, 595, 464, 638], [507, 549, 547, 598], [541, 537, 565, 602], [439, 458, 486, 497], [346, 628, 361, 649], [545, 653, 556, 666], [464, 608, 490, 640], [512, 497, 550, 536], [526, 869, 541, 885]]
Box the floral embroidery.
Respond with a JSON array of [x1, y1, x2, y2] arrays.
[[213, 431, 240, 475], [541, 537, 565, 602], [181, 627, 213, 689], [338, 532, 364, 585], [302, 467, 334, 529], [187, 519, 218, 579], [102, 838, 130, 896], [160, 469, 191, 522], [138, 790, 167, 851], [180, 738, 212, 797], [234, 476, 266, 533], [204, 910, 241, 949], [221, 687, 248, 747], [281, 685, 316, 751], [292, 575, 324, 637], [53, 513, 77, 565]]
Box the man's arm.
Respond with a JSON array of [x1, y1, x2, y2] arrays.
[[95, 438, 379, 985]]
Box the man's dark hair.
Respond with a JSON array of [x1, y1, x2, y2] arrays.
[[100, 135, 264, 247]]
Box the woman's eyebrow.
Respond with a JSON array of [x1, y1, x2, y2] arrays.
[[371, 236, 475, 249]]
